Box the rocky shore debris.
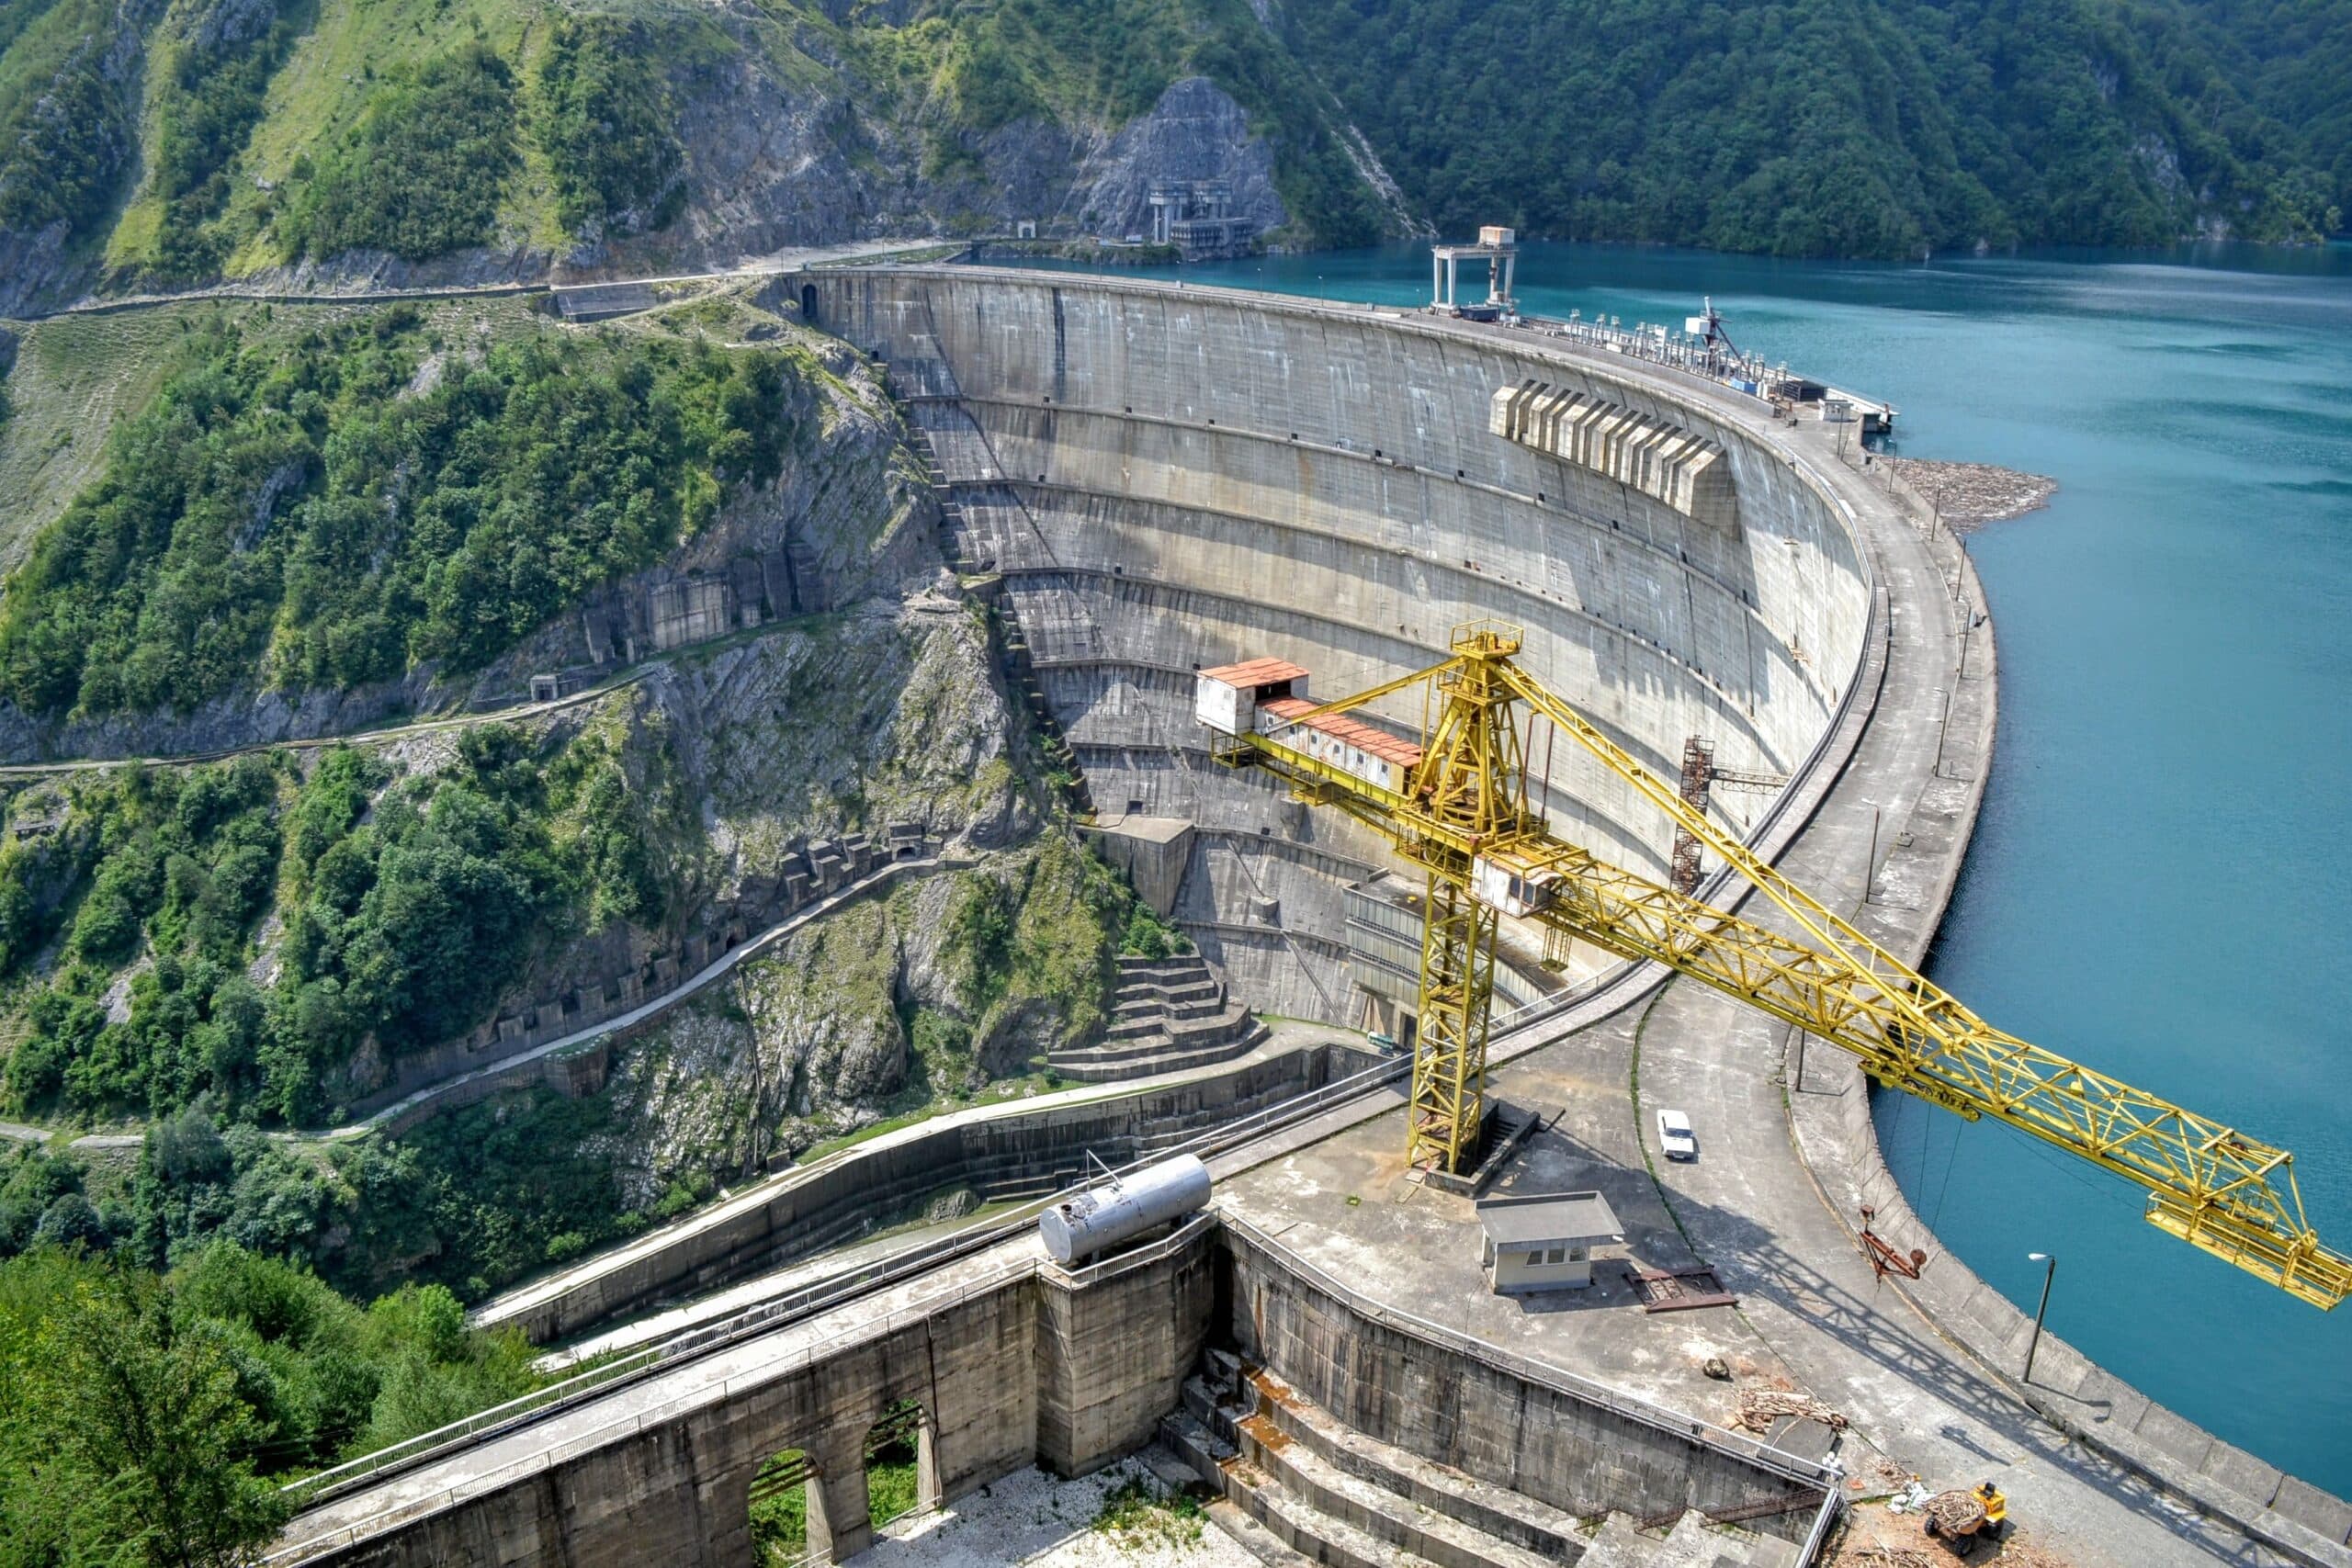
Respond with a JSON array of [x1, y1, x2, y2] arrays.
[[1883, 457, 2057, 531]]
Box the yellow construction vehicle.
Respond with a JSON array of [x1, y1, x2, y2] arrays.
[[1195, 622, 2350, 1309], [1921, 1482, 2008, 1554]]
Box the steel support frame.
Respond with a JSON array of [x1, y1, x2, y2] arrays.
[[1213, 623, 2349, 1304], [1408, 871, 1498, 1171]]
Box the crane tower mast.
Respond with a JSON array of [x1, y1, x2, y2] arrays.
[[1198, 622, 2350, 1309]]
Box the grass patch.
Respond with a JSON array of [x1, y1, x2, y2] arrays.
[[1091, 1474, 1208, 1553], [748, 1449, 808, 1563]]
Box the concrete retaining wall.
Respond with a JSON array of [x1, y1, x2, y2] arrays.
[[293, 1213, 1843, 1568], [481, 1042, 1376, 1345], [293, 1223, 1216, 1568], [1218, 1217, 1833, 1541], [807, 266, 1871, 1026]]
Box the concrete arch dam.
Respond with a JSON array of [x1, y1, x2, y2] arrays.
[[801, 266, 1872, 1026]]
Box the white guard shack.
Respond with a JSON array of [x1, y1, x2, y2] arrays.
[[1476, 1190, 1624, 1292]]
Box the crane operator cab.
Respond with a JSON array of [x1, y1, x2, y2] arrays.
[[1472, 855, 1563, 919]]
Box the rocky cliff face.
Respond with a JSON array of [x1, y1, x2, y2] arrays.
[[578, 70, 1292, 279], [0, 0, 161, 318], [1076, 77, 1286, 240], [588, 829, 1123, 1201]]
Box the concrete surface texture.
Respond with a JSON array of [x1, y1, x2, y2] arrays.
[[268, 272, 2351, 1568], [856, 1460, 1256, 1567], [804, 265, 1872, 1026], [280, 1220, 1219, 1568], [475, 1034, 1371, 1346]]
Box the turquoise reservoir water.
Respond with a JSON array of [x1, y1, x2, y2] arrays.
[[1030, 242, 2352, 1491]]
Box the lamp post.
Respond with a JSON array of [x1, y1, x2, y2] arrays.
[[2024, 1252, 2057, 1384]]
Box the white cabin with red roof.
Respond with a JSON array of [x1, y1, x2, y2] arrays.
[[1194, 658, 1311, 738]]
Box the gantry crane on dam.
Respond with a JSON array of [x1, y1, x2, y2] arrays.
[[1195, 623, 2351, 1310]]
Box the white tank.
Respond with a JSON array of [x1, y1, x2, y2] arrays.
[[1039, 1155, 1211, 1265]]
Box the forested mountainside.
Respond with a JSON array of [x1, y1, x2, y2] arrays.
[[0, 0, 1394, 315], [0, 281, 1168, 1565], [0, 0, 2342, 315], [0, 286, 1133, 1156], [1272, 0, 2348, 257]]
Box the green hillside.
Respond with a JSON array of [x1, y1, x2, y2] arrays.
[[0, 0, 1388, 314], [0, 0, 2342, 303], [1272, 0, 2346, 256], [0, 301, 800, 716]]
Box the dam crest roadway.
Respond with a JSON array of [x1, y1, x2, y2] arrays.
[[277, 265, 2351, 1568]]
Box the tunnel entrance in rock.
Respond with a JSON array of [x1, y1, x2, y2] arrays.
[[863, 1397, 939, 1529], [748, 1446, 814, 1564]]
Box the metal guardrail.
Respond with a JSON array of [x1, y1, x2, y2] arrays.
[[1797, 1483, 1848, 1567], [267, 1252, 1037, 1564]]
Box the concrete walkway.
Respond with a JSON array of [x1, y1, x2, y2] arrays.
[[0, 670, 652, 780], [12, 236, 960, 324], [1613, 421, 2312, 1566], [471, 1024, 1306, 1338]]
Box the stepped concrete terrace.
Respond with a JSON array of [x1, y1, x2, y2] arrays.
[[266, 271, 2349, 1568], [1046, 953, 1268, 1082]]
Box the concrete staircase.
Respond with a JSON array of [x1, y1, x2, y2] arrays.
[[1161, 1351, 1800, 1568], [1046, 954, 1266, 1083]]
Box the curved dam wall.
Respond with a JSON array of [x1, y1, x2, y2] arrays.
[[806, 266, 1872, 1021]]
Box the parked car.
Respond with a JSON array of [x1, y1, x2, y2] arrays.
[[1656, 1108, 1698, 1160]]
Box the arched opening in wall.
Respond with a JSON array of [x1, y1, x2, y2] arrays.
[[864, 1397, 940, 1529], [748, 1447, 815, 1565], [800, 283, 819, 323]]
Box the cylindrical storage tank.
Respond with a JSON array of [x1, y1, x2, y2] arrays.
[[1039, 1155, 1212, 1265]]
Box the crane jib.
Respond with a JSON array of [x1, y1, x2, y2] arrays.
[[1195, 625, 2349, 1310]]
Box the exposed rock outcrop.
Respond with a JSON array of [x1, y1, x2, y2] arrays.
[[0, 0, 163, 317], [1074, 77, 1286, 241]]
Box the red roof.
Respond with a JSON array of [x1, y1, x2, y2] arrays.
[[1317, 712, 1424, 769], [1199, 657, 1310, 688], [1257, 697, 1423, 770]]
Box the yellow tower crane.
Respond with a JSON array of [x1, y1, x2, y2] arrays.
[[1196, 622, 2351, 1310]]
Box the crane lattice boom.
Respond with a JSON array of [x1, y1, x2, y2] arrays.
[[1198, 622, 2349, 1309]]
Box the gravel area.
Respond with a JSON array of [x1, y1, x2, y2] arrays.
[[861, 1461, 1256, 1567]]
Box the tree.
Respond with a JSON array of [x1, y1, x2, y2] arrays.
[[0, 1258, 289, 1568]]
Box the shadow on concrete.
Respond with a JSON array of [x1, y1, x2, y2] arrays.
[[1554, 1127, 2289, 1566]]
